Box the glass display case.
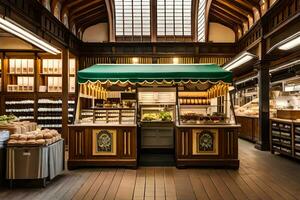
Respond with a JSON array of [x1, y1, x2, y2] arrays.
[[177, 90, 232, 125], [140, 105, 175, 122], [138, 87, 176, 123], [78, 108, 136, 124]]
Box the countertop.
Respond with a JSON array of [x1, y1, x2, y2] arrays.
[[235, 114, 259, 119], [176, 123, 241, 128], [69, 123, 137, 127]]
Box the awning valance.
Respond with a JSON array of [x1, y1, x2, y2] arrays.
[[77, 64, 232, 84]]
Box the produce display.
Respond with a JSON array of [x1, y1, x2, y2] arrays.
[[142, 111, 173, 122], [159, 111, 172, 121], [8, 129, 61, 146], [180, 112, 227, 124], [0, 114, 18, 124]]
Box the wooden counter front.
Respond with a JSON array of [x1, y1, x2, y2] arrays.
[[175, 124, 240, 168], [68, 124, 137, 169], [236, 115, 259, 143]]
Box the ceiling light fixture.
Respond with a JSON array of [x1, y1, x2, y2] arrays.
[[269, 59, 300, 73], [223, 52, 257, 71], [278, 32, 300, 51], [0, 16, 61, 55], [235, 74, 258, 85]]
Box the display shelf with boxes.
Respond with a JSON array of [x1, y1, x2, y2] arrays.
[[271, 119, 293, 156], [78, 108, 136, 125], [39, 59, 62, 93], [69, 58, 76, 93], [7, 59, 35, 92], [294, 125, 300, 159], [5, 99, 35, 121]]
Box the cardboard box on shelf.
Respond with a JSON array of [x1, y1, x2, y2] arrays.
[[42, 59, 48, 74], [28, 59, 34, 74], [15, 59, 22, 74], [21, 59, 28, 74], [9, 59, 15, 74]]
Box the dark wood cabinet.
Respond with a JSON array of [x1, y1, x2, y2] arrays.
[[236, 116, 260, 143], [68, 125, 137, 169], [175, 126, 239, 169]]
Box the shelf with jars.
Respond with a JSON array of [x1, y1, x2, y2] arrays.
[[5, 99, 35, 121]]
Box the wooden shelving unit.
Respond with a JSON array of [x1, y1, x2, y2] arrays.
[[270, 119, 300, 158], [0, 52, 78, 141]]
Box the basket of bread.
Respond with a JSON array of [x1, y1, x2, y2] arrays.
[[8, 129, 61, 146]]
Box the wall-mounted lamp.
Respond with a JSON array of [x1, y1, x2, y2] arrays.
[[278, 32, 300, 51], [173, 57, 179, 64], [223, 52, 257, 71], [132, 57, 139, 64], [0, 16, 61, 55]]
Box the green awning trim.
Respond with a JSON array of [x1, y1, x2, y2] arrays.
[[77, 64, 232, 84]]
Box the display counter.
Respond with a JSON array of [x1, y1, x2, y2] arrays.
[[176, 124, 240, 168], [68, 64, 240, 169], [68, 124, 137, 169]]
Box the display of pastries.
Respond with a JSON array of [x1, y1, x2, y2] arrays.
[[8, 128, 61, 146]]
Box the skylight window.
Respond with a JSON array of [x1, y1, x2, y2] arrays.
[[115, 0, 150, 36], [157, 0, 192, 36]]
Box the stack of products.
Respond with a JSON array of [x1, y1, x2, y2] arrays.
[[8, 129, 61, 146]]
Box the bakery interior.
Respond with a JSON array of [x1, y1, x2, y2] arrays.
[[1, 0, 300, 199]]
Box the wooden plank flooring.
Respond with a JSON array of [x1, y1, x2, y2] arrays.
[[1, 139, 300, 200]]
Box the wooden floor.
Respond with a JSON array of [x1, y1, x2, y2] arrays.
[[1, 139, 300, 200]]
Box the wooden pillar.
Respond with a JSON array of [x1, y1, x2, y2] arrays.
[[62, 48, 69, 143], [255, 60, 270, 151], [150, 0, 157, 42]]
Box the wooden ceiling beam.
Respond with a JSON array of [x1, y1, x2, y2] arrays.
[[234, 0, 258, 10], [214, 0, 252, 17], [77, 15, 107, 31], [69, 3, 106, 22], [69, 0, 103, 16], [210, 10, 242, 25], [209, 13, 236, 29], [61, 0, 84, 16], [211, 4, 247, 22], [73, 11, 107, 25]]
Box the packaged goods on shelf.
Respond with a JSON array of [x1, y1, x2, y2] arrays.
[[69, 58, 76, 75], [7, 76, 34, 92], [42, 59, 62, 74], [9, 59, 34, 74]]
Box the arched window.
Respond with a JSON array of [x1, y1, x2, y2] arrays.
[[198, 0, 206, 42], [157, 0, 192, 36], [42, 0, 51, 11], [54, 2, 62, 21], [63, 14, 69, 28], [71, 24, 77, 35], [115, 0, 150, 36]]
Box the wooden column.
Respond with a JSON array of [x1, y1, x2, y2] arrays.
[[62, 48, 69, 143], [150, 0, 157, 42], [255, 60, 270, 151]]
